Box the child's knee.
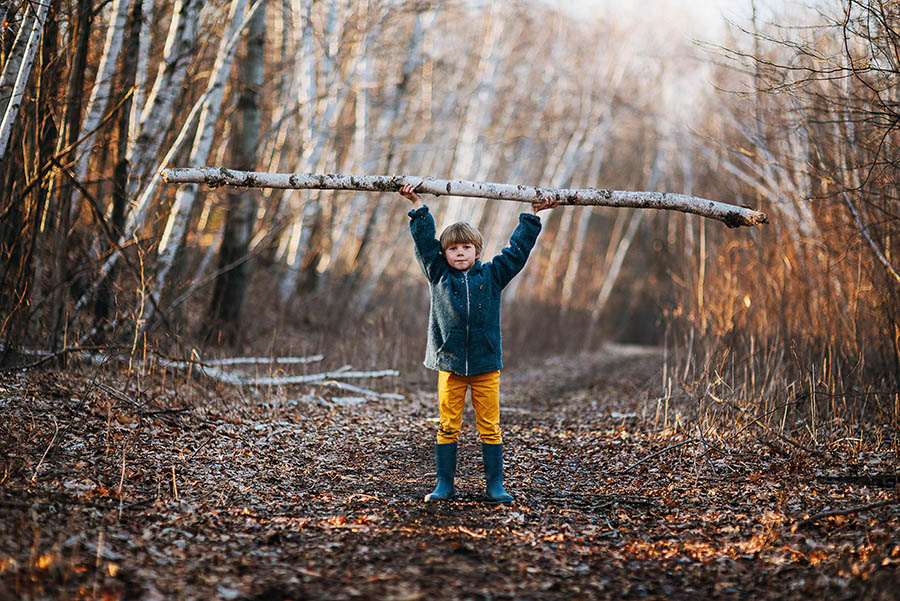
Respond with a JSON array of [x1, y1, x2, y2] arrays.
[[477, 424, 502, 444], [437, 425, 460, 443]]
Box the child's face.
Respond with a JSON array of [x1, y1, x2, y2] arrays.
[[444, 242, 480, 271]]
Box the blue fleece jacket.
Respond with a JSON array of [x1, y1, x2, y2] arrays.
[[408, 205, 542, 375]]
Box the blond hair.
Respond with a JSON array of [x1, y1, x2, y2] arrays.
[[440, 222, 483, 255]]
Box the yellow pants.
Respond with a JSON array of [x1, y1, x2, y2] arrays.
[[437, 370, 502, 444]]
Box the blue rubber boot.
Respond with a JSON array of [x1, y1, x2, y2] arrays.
[[424, 442, 457, 502], [482, 443, 514, 503]]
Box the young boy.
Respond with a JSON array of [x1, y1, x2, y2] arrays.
[[399, 183, 557, 503]]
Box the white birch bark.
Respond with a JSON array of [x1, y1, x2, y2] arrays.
[[162, 168, 769, 227], [257, 0, 296, 175], [538, 82, 605, 298], [340, 4, 443, 310], [443, 1, 503, 227], [128, 0, 155, 151], [496, 30, 568, 303], [727, 109, 817, 240], [68, 0, 131, 214], [158, 0, 254, 253], [0, 0, 50, 160], [273, 0, 335, 303], [72, 0, 261, 318], [140, 0, 262, 335], [126, 0, 199, 199], [276, 2, 395, 304], [591, 209, 643, 320], [0, 4, 37, 113], [560, 132, 612, 310], [590, 143, 665, 319]]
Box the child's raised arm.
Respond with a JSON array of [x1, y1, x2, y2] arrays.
[[402, 185, 446, 282], [486, 198, 556, 288]]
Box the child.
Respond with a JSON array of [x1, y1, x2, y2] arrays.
[[399, 183, 557, 503]]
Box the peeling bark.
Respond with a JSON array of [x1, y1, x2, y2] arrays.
[[163, 168, 769, 228]]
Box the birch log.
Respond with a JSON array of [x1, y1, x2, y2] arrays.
[[162, 168, 769, 228]]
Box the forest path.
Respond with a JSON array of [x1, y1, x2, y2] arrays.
[[1, 346, 897, 600]]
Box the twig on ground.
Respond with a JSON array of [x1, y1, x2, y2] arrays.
[[319, 380, 404, 400], [792, 498, 900, 530], [118, 447, 126, 520], [617, 438, 696, 474], [202, 354, 324, 366], [31, 415, 59, 483], [187, 431, 218, 460], [815, 473, 900, 487]]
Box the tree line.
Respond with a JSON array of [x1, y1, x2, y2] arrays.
[[1, 0, 897, 398]]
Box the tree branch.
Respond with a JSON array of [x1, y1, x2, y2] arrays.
[[162, 167, 769, 228]]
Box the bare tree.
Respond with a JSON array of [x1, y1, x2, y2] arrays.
[[207, 0, 268, 343], [0, 0, 51, 160]]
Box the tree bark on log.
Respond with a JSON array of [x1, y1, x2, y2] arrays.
[[163, 168, 769, 228]]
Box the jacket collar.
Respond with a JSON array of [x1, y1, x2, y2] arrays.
[[452, 260, 483, 275]]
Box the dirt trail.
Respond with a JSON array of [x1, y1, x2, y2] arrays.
[[1, 346, 898, 600]]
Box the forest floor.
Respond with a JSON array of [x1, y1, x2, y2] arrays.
[[1, 344, 899, 601]]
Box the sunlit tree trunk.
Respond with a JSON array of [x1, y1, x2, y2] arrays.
[[346, 4, 443, 313], [536, 81, 603, 300], [142, 0, 261, 335], [96, 0, 143, 326], [126, 0, 199, 199], [588, 144, 665, 329], [207, 0, 267, 344], [0, 0, 51, 160], [127, 0, 155, 152], [443, 2, 503, 227], [276, 0, 393, 305], [560, 132, 613, 311], [67, 0, 131, 217], [72, 0, 260, 323]]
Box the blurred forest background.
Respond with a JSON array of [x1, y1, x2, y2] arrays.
[[1, 0, 898, 433]]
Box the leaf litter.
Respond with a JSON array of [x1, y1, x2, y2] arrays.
[[1, 347, 898, 600]]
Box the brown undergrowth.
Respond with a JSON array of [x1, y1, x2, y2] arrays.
[[1, 346, 898, 600]]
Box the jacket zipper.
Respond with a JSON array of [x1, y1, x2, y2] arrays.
[[463, 271, 470, 375]]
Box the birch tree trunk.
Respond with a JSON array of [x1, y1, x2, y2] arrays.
[[275, 1, 393, 305], [126, 0, 199, 199], [537, 82, 604, 299], [71, 0, 260, 321], [343, 4, 444, 313], [142, 0, 261, 335], [66, 0, 131, 222], [163, 168, 769, 227], [127, 0, 155, 155], [443, 2, 503, 227], [589, 143, 665, 324], [0, 0, 51, 160], [560, 133, 612, 311], [207, 0, 267, 342], [96, 0, 143, 325]]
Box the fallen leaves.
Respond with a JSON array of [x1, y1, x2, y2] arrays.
[[0, 350, 898, 600]]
